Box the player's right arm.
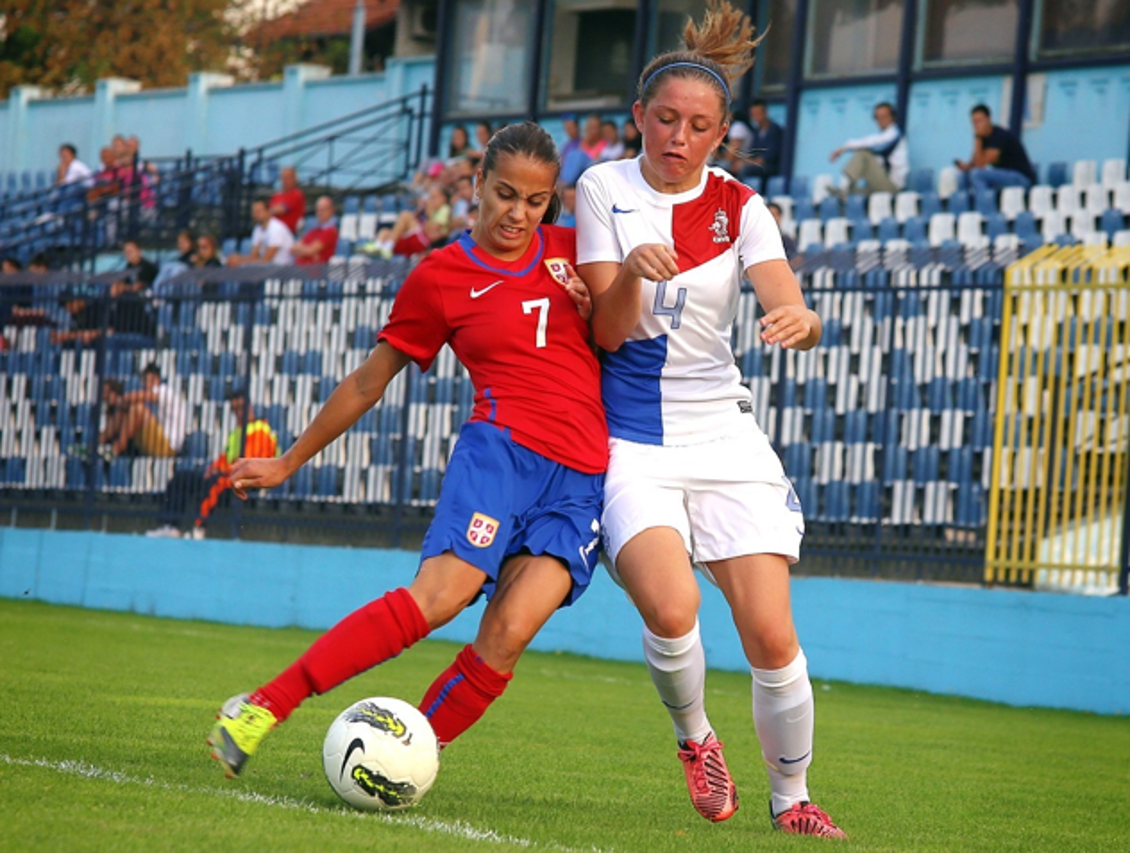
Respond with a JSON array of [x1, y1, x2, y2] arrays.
[[230, 342, 412, 496]]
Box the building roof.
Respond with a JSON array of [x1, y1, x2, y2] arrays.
[[256, 0, 399, 40]]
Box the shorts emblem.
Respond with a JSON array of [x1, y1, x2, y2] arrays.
[[466, 512, 500, 548]]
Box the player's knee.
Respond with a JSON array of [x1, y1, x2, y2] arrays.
[[746, 624, 799, 670], [473, 619, 534, 673], [641, 598, 699, 638], [408, 582, 478, 630]]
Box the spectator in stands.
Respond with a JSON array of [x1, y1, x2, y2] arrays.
[[956, 104, 1036, 193], [598, 120, 625, 162], [450, 175, 476, 228], [99, 363, 186, 459], [87, 147, 122, 202], [580, 114, 606, 160], [621, 118, 641, 159], [829, 101, 908, 196], [269, 166, 306, 236], [56, 144, 94, 188], [368, 185, 452, 258], [292, 196, 340, 265], [228, 198, 296, 266], [448, 125, 472, 159], [108, 240, 158, 339], [176, 230, 196, 265], [474, 121, 494, 155], [195, 234, 223, 268], [767, 201, 801, 269], [742, 99, 783, 180], [557, 183, 577, 228], [148, 388, 278, 539], [559, 114, 581, 161]]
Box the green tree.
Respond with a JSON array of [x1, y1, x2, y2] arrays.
[[0, 0, 243, 98]]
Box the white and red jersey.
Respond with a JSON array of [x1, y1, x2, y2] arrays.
[[378, 225, 608, 474], [576, 159, 785, 446]]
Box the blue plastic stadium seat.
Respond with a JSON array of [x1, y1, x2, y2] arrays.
[[844, 195, 866, 222], [793, 198, 816, 222], [844, 410, 868, 444], [780, 378, 798, 408], [290, 466, 313, 498], [182, 432, 209, 460], [1044, 162, 1068, 187], [911, 447, 940, 483], [65, 458, 88, 489], [877, 217, 900, 242], [354, 408, 379, 432], [968, 406, 992, 449], [790, 175, 811, 199], [817, 195, 841, 221], [743, 176, 763, 194], [864, 268, 889, 289], [947, 191, 971, 215], [882, 445, 908, 484], [784, 444, 812, 479], [919, 192, 942, 220], [1100, 209, 1125, 238], [909, 168, 935, 195], [821, 318, 842, 347], [370, 433, 396, 466], [793, 478, 818, 517], [823, 481, 850, 522], [765, 175, 788, 197], [302, 350, 323, 376], [974, 189, 999, 217], [739, 347, 764, 376], [315, 466, 337, 497], [852, 219, 874, 241], [947, 446, 974, 486], [343, 195, 361, 214], [810, 408, 835, 443], [986, 213, 1009, 240], [902, 216, 927, 244], [208, 376, 227, 402], [956, 377, 983, 411], [108, 458, 131, 489], [280, 350, 300, 376], [854, 481, 880, 522]]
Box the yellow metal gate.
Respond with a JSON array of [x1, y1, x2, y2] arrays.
[[985, 245, 1130, 592]]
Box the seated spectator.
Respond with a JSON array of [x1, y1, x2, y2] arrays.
[[742, 99, 783, 180], [956, 104, 1036, 192], [559, 114, 581, 161], [109, 240, 157, 338], [448, 125, 472, 160], [148, 388, 278, 539], [56, 144, 94, 188], [292, 195, 340, 265], [176, 230, 196, 265], [767, 202, 802, 270], [366, 186, 452, 258], [98, 363, 187, 459], [449, 176, 476, 230], [270, 166, 306, 236], [87, 147, 122, 202], [621, 118, 641, 159], [598, 120, 625, 162], [195, 234, 223, 268], [474, 121, 494, 156], [829, 101, 908, 196], [580, 114, 606, 160], [557, 183, 577, 228], [227, 198, 295, 266]]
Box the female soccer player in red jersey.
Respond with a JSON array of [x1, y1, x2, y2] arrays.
[[574, 1, 845, 839], [208, 122, 607, 777]]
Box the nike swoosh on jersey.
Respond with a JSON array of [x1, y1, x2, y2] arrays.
[[611, 204, 638, 214], [470, 280, 504, 298]]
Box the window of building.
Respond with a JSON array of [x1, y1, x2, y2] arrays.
[[445, 0, 537, 117], [544, 0, 638, 110], [919, 0, 1019, 67], [1036, 0, 1130, 59], [756, 0, 796, 92], [806, 0, 904, 78]]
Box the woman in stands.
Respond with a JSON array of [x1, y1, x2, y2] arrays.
[[574, 0, 844, 838], [208, 122, 608, 779]]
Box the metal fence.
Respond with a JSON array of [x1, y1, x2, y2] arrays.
[[0, 261, 1022, 584]]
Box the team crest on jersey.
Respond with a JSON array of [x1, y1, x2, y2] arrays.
[[710, 208, 731, 244], [466, 512, 499, 548], [543, 257, 571, 286]]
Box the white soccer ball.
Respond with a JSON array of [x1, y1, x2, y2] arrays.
[[322, 696, 440, 811]]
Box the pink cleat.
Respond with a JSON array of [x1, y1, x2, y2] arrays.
[[772, 802, 848, 839], [677, 733, 738, 822]]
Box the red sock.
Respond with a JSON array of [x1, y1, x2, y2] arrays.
[[252, 587, 429, 721], [419, 644, 512, 747]]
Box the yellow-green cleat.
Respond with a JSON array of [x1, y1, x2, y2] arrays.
[[207, 693, 278, 778]]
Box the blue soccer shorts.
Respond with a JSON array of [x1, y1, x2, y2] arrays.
[[420, 421, 604, 607]]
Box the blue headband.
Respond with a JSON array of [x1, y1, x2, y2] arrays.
[[641, 61, 731, 104]]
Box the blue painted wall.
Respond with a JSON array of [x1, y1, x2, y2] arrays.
[[1023, 67, 1130, 170], [792, 83, 899, 184], [1, 528, 1125, 716]]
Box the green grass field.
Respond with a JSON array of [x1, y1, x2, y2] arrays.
[[1, 598, 1127, 852]]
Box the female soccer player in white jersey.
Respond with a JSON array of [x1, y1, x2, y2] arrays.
[[207, 123, 608, 777], [575, 0, 845, 839]]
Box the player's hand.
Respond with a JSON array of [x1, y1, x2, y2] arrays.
[[229, 456, 291, 500], [760, 304, 819, 349], [560, 263, 592, 321], [623, 244, 680, 282]]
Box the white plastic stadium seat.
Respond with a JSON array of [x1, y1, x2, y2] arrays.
[[894, 191, 920, 223], [797, 218, 823, 250], [998, 186, 1026, 221], [1101, 159, 1127, 188], [956, 212, 988, 249], [339, 212, 359, 241], [1113, 181, 1130, 214], [927, 212, 956, 247], [1028, 185, 1054, 219], [1055, 184, 1083, 216], [1071, 159, 1097, 187], [823, 217, 851, 246], [1041, 211, 1066, 241], [937, 166, 961, 199], [1083, 184, 1110, 217], [770, 195, 794, 222], [1113, 229, 1130, 247], [1079, 231, 1108, 247], [811, 174, 836, 205], [867, 191, 893, 224]]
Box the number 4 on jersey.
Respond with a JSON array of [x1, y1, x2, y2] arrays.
[[652, 280, 687, 329]]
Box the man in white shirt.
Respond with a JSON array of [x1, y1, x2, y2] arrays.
[[227, 198, 295, 266], [56, 144, 94, 188], [99, 364, 187, 459], [829, 102, 908, 196]]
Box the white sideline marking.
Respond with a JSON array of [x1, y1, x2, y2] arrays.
[[2, 754, 609, 852]]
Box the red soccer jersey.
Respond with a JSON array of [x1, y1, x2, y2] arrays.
[[270, 188, 306, 235], [295, 223, 339, 264], [378, 225, 608, 474]]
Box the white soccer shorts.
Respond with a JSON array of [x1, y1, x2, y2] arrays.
[[601, 423, 805, 574]]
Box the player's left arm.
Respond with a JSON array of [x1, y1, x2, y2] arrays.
[[746, 259, 821, 351]]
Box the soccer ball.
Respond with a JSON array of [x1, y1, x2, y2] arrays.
[[322, 696, 440, 811]]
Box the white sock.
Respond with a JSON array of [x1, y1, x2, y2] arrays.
[[751, 648, 814, 817], [643, 620, 712, 745]]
